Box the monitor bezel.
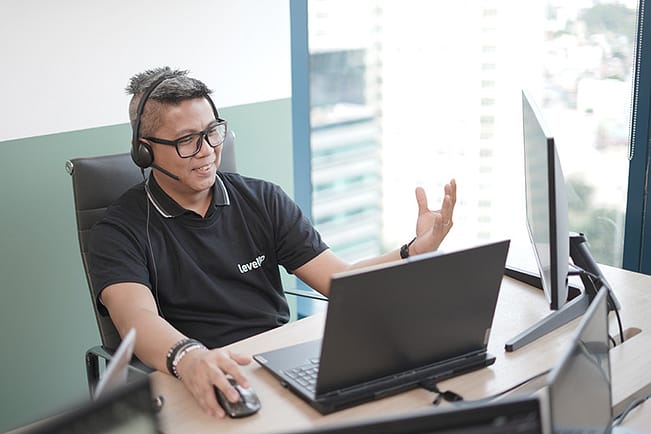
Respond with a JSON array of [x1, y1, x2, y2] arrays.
[[286, 395, 545, 434], [522, 89, 570, 310]]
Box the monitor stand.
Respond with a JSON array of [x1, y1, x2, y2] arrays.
[[569, 232, 621, 312], [504, 233, 619, 352]]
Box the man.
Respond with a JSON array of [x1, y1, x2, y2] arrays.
[[89, 67, 456, 418]]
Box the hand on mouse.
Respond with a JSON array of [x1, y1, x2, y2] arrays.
[[215, 377, 261, 418], [175, 347, 252, 418]]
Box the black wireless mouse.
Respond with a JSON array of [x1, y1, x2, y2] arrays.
[[215, 377, 261, 418]]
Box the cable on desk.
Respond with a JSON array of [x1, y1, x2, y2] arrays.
[[599, 276, 626, 346], [612, 392, 651, 428], [422, 369, 551, 407], [419, 380, 463, 406], [570, 267, 625, 346]]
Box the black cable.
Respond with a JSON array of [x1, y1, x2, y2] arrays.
[[593, 274, 625, 345], [420, 380, 463, 406], [461, 369, 551, 406], [597, 278, 625, 345], [573, 266, 625, 345], [614, 306, 625, 345], [143, 173, 164, 318], [608, 335, 617, 348], [612, 392, 651, 427], [422, 369, 551, 407]]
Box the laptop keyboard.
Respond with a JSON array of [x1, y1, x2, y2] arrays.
[[284, 362, 320, 393]]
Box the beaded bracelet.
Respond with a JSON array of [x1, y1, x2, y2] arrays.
[[172, 343, 207, 380], [166, 338, 202, 377]]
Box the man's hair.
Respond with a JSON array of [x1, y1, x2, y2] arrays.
[[126, 67, 213, 136]]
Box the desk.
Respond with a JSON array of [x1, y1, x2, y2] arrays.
[[151, 265, 651, 433], [617, 400, 651, 431]]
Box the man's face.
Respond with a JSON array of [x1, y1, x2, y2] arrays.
[[147, 97, 222, 196]]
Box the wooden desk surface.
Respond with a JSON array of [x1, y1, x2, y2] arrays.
[[151, 265, 651, 434]]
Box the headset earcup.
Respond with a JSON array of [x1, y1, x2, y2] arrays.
[[132, 140, 153, 168]]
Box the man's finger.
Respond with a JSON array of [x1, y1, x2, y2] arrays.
[[446, 179, 457, 206], [415, 187, 428, 215]]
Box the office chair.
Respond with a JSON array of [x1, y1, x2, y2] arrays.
[[66, 131, 325, 394], [66, 131, 237, 395]]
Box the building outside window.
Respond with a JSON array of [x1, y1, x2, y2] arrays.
[[305, 0, 635, 271]]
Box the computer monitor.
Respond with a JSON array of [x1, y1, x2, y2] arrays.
[[546, 286, 611, 432], [522, 89, 570, 311], [505, 90, 615, 352], [23, 376, 159, 434], [284, 396, 545, 434]]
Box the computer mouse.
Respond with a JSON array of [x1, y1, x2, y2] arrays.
[[215, 377, 261, 418]]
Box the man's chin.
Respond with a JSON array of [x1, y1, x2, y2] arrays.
[[188, 173, 216, 191]]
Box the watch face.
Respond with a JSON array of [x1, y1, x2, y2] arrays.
[[400, 243, 409, 259], [400, 238, 416, 259]]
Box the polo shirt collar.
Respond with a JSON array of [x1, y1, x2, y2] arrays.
[[145, 172, 231, 218]]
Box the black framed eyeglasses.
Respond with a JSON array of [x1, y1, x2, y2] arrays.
[[142, 119, 227, 158]]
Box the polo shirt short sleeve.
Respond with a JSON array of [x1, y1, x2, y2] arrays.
[[88, 172, 328, 348]]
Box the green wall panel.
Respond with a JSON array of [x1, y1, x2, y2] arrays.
[[221, 100, 295, 196], [0, 98, 292, 431]]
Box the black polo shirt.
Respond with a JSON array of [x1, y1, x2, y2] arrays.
[[88, 172, 328, 348]]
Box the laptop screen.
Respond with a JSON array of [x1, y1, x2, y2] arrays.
[[547, 287, 611, 432], [317, 240, 509, 394]]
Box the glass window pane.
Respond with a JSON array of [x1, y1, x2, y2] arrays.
[[307, 0, 635, 268]]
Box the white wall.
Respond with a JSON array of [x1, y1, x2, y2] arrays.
[[0, 0, 291, 141]]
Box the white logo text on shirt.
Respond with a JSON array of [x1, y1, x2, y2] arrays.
[[237, 255, 266, 274]]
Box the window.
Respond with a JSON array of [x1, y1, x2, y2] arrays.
[[294, 0, 637, 274]]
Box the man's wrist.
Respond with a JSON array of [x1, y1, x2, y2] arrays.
[[166, 338, 206, 379], [400, 237, 417, 259], [172, 343, 207, 380]]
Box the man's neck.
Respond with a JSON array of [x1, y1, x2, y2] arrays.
[[153, 172, 213, 218], [176, 190, 212, 218]]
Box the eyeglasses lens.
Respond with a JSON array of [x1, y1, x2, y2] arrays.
[[177, 123, 226, 157]]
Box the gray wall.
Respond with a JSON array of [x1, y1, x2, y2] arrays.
[[0, 98, 293, 432]]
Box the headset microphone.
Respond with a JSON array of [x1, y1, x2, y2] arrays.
[[150, 163, 180, 181]]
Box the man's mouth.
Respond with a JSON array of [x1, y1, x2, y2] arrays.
[[194, 162, 214, 173]]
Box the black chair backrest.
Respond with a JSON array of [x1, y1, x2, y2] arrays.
[[67, 131, 236, 350]]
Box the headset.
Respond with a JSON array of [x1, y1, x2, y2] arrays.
[[130, 76, 222, 169]]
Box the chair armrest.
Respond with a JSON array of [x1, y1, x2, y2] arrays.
[[85, 345, 153, 397]]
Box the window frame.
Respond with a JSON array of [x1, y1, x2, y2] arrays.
[[623, 0, 651, 273]]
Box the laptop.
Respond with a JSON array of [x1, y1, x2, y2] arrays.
[[254, 240, 511, 414]]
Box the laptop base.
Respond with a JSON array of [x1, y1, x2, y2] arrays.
[[256, 340, 496, 415]]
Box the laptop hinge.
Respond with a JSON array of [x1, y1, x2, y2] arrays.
[[315, 349, 489, 400]]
